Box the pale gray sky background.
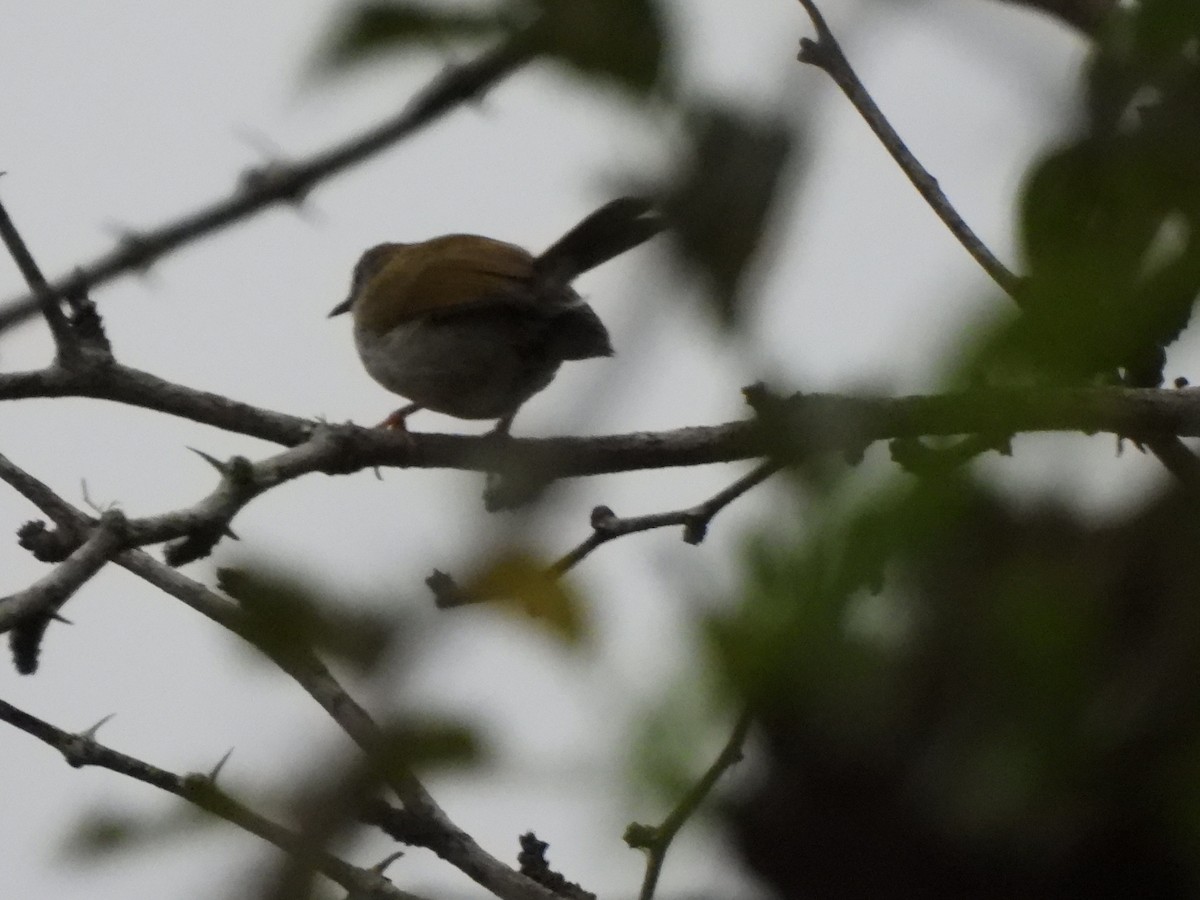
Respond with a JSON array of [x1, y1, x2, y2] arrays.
[[0, 2, 1174, 898]]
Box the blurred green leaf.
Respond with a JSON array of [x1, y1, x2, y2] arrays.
[[724, 478, 1200, 895], [313, 0, 670, 99], [1131, 0, 1200, 66], [529, 0, 669, 96], [314, 1, 508, 73], [629, 679, 734, 806], [375, 715, 484, 775], [60, 805, 210, 862], [1006, 0, 1200, 385], [662, 105, 797, 326], [1014, 138, 1170, 380], [63, 811, 139, 859], [465, 550, 590, 646], [217, 567, 395, 674]]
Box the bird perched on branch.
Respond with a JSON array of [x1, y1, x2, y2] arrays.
[[329, 197, 664, 434]]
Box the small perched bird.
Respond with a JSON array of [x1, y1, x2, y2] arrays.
[[329, 197, 663, 433]]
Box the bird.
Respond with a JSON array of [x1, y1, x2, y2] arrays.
[[329, 197, 663, 434]]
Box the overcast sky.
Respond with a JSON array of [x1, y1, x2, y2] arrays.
[[0, 2, 1171, 898]]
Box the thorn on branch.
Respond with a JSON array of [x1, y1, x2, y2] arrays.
[[187, 446, 229, 474], [207, 747, 235, 783], [80, 712, 117, 740], [166, 454, 256, 565], [370, 851, 405, 874], [60, 711, 120, 767]]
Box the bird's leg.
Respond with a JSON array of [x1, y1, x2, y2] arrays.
[[378, 402, 421, 431], [489, 412, 516, 439]]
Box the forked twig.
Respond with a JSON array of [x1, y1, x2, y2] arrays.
[[625, 707, 754, 900]]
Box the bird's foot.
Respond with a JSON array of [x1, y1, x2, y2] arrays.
[[378, 403, 421, 431], [485, 413, 515, 441]]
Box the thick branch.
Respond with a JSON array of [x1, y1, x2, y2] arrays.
[[9, 386, 1200, 569]]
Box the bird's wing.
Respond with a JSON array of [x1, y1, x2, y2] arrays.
[[354, 235, 539, 332]]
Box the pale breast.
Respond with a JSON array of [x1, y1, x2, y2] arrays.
[[353, 313, 563, 419]]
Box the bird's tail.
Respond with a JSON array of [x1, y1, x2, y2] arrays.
[[535, 197, 664, 285]]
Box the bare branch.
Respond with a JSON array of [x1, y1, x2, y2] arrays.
[[549, 461, 780, 578], [794, 0, 1023, 299], [12, 384, 1200, 572], [0, 696, 423, 900], [0, 453, 562, 900], [0, 31, 536, 337], [0, 363, 314, 447]]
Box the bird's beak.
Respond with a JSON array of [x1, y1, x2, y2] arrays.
[[327, 296, 353, 318]]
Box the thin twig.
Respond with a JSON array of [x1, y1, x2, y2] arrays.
[[0, 696, 423, 900], [795, 0, 1023, 299], [550, 461, 781, 577], [625, 707, 754, 900], [0, 196, 77, 360]]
